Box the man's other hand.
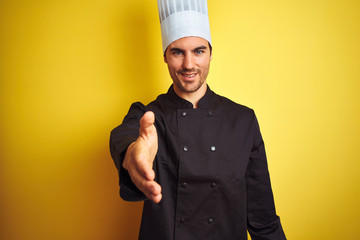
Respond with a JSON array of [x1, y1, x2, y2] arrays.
[[122, 111, 162, 203]]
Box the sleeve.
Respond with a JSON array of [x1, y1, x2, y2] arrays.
[[109, 102, 147, 201], [246, 111, 286, 240]]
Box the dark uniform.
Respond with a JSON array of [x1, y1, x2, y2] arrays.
[[110, 85, 286, 240]]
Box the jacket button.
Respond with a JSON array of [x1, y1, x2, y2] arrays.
[[211, 182, 216, 188], [208, 110, 213, 115], [208, 218, 214, 224], [183, 146, 188, 152], [210, 146, 216, 151], [181, 111, 187, 116], [180, 218, 185, 223], [181, 182, 187, 188]]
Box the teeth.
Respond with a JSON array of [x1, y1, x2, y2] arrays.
[[184, 74, 196, 77]]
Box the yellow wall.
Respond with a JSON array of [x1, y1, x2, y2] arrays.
[[0, 0, 359, 239]]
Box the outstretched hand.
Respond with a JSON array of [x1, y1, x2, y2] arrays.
[[123, 111, 162, 203]]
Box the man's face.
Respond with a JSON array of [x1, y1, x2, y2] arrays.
[[164, 36, 212, 94]]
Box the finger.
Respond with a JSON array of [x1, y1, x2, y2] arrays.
[[140, 111, 155, 134], [132, 176, 162, 202], [128, 163, 158, 193], [138, 165, 155, 181], [143, 180, 162, 196], [128, 165, 162, 203], [128, 165, 147, 189], [129, 168, 154, 196], [135, 152, 155, 180], [143, 181, 162, 203], [150, 193, 162, 203]]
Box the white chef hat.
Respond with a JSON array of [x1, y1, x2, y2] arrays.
[[157, 0, 212, 53]]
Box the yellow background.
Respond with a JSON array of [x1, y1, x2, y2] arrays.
[[1, 0, 359, 239]]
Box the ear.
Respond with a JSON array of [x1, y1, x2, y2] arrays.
[[163, 47, 168, 63]]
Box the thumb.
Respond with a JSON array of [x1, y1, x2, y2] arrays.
[[140, 111, 155, 134], [139, 111, 158, 159]]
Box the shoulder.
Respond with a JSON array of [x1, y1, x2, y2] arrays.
[[124, 94, 166, 116], [145, 93, 170, 114], [120, 102, 147, 124], [212, 92, 255, 119]]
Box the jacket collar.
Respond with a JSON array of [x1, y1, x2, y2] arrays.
[[166, 84, 213, 109]]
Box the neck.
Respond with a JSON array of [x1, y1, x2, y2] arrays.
[[173, 83, 207, 108]]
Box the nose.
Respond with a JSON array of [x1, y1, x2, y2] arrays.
[[182, 54, 195, 70]]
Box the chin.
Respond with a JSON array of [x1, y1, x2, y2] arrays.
[[179, 81, 204, 93]]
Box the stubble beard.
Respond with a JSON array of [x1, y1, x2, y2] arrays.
[[174, 67, 209, 93], [175, 78, 204, 93]]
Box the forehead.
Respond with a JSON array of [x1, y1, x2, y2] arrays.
[[168, 36, 209, 50]]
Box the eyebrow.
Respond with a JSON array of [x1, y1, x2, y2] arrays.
[[193, 45, 208, 51], [169, 47, 184, 53], [169, 45, 208, 53]]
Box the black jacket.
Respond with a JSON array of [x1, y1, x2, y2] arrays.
[[110, 85, 286, 240]]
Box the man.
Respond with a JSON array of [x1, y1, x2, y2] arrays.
[[110, 0, 286, 239]]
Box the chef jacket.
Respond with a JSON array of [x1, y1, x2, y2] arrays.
[[110, 85, 286, 240]]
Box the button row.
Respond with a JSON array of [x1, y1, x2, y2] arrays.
[[183, 145, 216, 152], [180, 182, 216, 188], [178, 218, 214, 224], [180, 111, 213, 116]]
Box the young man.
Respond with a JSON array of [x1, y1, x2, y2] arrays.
[[110, 1, 286, 239]]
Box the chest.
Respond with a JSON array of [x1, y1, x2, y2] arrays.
[[156, 108, 253, 180]]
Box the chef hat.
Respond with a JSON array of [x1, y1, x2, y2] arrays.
[[157, 0, 212, 53]]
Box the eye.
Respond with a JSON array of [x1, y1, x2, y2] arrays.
[[172, 51, 183, 55], [195, 49, 204, 55]]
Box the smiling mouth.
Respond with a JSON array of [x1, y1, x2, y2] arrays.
[[180, 73, 198, 79]]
